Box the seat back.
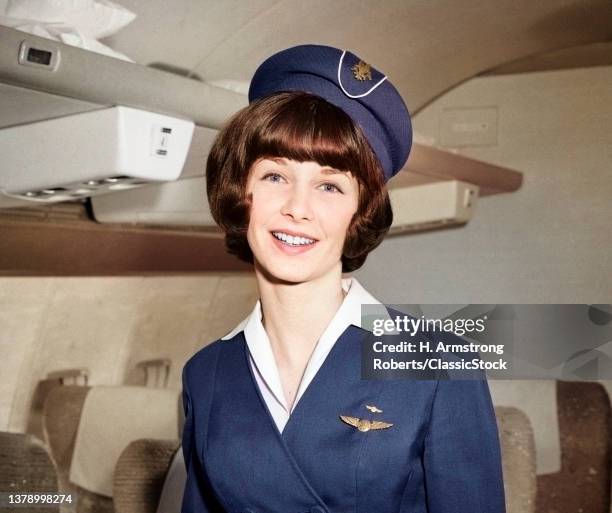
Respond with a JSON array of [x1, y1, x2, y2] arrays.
[[495, 406, 537, 513], [42, 385, 90, 490], [42, 385, 114, 513], [536, 381, 611, 513], [0, 431, 59, 513], [113, 439, 180, 513]]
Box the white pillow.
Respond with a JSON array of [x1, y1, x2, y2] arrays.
[[5, 0, 136, 39], [0, 14, 134, 61]]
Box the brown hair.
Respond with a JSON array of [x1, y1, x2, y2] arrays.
[[206, 91, 393, 273]]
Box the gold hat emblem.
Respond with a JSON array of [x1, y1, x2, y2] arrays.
[[351, 60, 372, 81], [365, 404, 383, 413], [340, 415, 393, 432]]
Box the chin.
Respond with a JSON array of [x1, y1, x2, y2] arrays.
[[259, 262, 316, 285], [254, 254, 334, 285]]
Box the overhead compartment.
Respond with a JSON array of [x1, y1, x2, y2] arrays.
[[0, 24, 245, 209], [0, 106, 194, 204]]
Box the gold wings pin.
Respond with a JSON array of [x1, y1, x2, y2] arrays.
[[339, 415, 393, 432]]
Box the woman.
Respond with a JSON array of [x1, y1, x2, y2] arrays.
[[182, 45, 506, 513]]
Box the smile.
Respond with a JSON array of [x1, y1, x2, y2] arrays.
[[271, 231, 317, 246], [269, 231, 319, 255]]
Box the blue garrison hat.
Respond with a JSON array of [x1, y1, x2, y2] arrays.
[[248, 44, 412, 182]]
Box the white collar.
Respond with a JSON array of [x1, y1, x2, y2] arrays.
[[221, 277, 390, 414]]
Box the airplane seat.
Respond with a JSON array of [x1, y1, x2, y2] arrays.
[[536, 381, 611, 513], [42, 385, 91, 492], [42, 384, 180, 513], [0, 431, 60, 513], [494, 406, 537, 513], [113, 438, 180, 513], [42, 385, 113, 513], [29, 370, 89, 443]]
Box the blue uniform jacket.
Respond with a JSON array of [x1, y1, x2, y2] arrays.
[[181, 323, 506, 513]]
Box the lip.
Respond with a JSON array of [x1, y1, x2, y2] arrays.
[[270, 231, 318, 255], [270, 229, 319, 241]]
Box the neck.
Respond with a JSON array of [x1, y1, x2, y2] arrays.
[[254, 264, 348, 367]]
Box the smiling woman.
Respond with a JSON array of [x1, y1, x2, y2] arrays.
[[181, 44, 506, 513]]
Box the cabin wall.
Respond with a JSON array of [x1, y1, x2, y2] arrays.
[[0, 273, 257, 432], [355, 65, 612, 304]]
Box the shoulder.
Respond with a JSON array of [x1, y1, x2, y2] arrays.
[[182, 334, 242, 390]]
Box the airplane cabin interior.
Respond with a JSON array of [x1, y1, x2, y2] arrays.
[[0, 1, 611, 513]]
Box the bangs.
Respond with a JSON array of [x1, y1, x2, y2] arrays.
[[245, 92, 364, 175]]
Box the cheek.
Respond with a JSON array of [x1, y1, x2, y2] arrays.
[[248, 189, 275, 224], [319, 201, 358, 243]]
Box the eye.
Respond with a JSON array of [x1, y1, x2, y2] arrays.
[[262, 172, 285, 183], [320, 182, 343, 194]]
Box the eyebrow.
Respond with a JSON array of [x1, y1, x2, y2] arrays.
[[268, 157, 347, 178]]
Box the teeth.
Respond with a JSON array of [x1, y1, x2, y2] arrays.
[[272, 232, 315, 246]]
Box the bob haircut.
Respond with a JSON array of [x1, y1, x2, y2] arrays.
[[206, 91, 393, 273]]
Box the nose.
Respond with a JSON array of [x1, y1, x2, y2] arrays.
[[280, 185, 314, 221]]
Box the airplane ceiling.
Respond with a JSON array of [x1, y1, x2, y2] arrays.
[[103, 0, 612, 113]]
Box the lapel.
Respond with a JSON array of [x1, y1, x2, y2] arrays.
[[204, 326, 385, 513]]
